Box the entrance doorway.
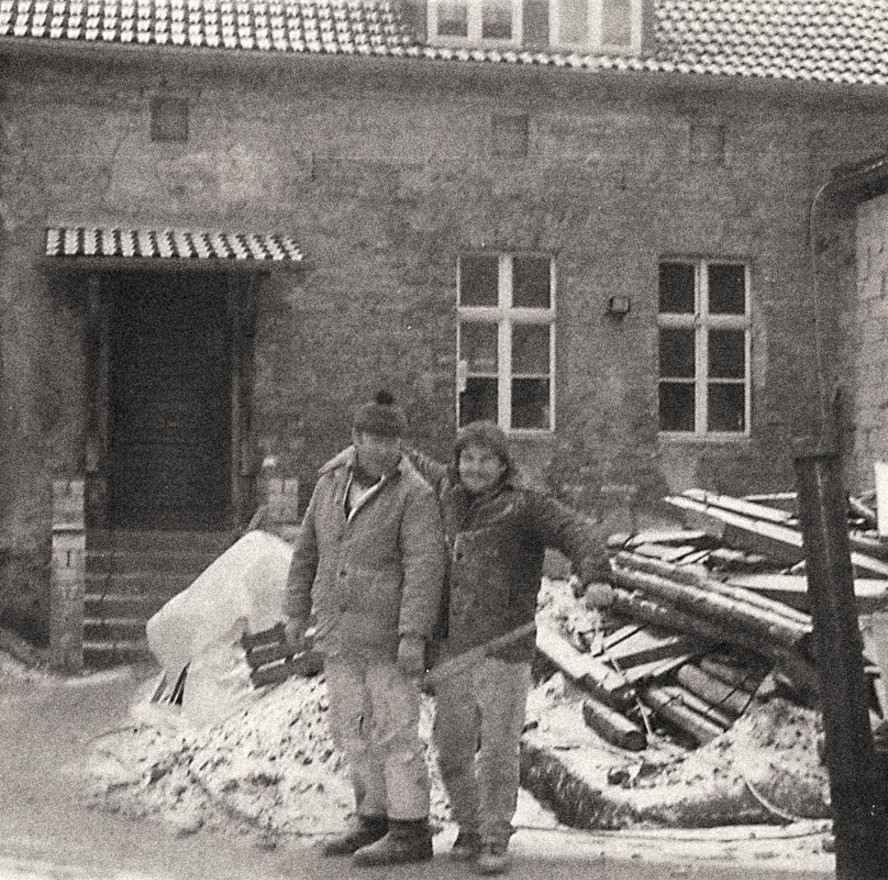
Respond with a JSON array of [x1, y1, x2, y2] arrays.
[[107, 273, 232, 529]]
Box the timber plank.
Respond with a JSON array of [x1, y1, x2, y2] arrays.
[[603, 626, 698, 668], [535, 622, 635, 706], [666, 494, 888, 578]]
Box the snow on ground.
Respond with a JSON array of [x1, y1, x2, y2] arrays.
[[83, 577, 832, 849], [87, 661, 831, 847], [88, 672, 459, 842]]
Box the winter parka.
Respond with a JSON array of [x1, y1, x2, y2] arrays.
[[409, 452, 608, 663], [284, 447, 446, 662]]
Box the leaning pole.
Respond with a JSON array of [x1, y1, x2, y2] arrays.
[[794, 439, 888, 880]]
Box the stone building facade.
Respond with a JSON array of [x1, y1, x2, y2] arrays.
[[0, 0, 886, 662]]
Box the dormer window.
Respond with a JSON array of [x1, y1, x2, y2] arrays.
[[428, 0, 522, 44], [551, 0, 641, 53], [426, 0, 643, 52]]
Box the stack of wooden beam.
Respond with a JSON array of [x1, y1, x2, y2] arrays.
[[535, 488, 888, 753]]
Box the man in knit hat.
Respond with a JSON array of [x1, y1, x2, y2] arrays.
[[284, 391, 446, 866]]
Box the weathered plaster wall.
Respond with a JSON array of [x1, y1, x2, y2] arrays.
[[852, 193, 888, 495], [1, 47, 888, 638]]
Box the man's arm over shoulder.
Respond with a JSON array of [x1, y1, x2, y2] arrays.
[[402, 446, 449, 494], [397, 477, 446, 640], [526, 491, 610, 584]]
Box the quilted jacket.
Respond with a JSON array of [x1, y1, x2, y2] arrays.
[[285, 447, 446, 661]]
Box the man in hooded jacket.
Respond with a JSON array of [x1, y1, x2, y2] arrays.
[[407, 420, 612, 875], [284, 391, 446, 867]]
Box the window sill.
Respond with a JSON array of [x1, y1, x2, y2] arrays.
[[427, 34, 521, 48], [506, 428, 555, 440], [657, 432, 751, 445]]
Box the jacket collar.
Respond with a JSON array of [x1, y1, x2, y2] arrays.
[[319, 444, 407, 482]]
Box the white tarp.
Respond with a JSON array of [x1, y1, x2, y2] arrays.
[[141, 529, 294, 728]]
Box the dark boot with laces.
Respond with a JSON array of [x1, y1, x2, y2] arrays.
[[321, 815, 388, 857], [352, 818, 433, 866]]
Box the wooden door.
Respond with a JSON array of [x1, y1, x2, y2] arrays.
[[107, 273, 232, 529]]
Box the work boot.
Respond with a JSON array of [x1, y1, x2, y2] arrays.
[[450, 827, 483, 861], [321, 815, 388, 856], [352, 818, 433, 866], [475, 837, 512, 875]]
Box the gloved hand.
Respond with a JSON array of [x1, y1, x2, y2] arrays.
[[284, 617, 309, 653], [397, 635, 427, 679]]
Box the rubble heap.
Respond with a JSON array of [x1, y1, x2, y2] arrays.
[[88, 488, 888, 840]]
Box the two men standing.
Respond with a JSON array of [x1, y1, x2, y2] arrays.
[[284, 391, 612, 874], [284, 391, 445, 867]]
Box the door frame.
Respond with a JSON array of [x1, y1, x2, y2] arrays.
[[80, 266, 261, 531]]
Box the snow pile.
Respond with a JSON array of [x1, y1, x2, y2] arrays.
[[88, 672, 452, 841], [523, 670, 830, 829]]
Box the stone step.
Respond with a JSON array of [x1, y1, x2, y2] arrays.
[[84, 569, 199, 596], [86, 550, 222, 576], [84, 617, 148, 641], [83, 638, 154, 667], [89, 529, 237, 553], [80, 529, 237, 668], [84, 592, 163, 615]]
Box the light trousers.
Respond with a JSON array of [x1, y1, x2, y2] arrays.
[[433, 657, 532, 842], [324, 656, 430, 821]]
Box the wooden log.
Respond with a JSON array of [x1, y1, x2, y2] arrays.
[[666, 493, 888, 578], [849, 496, 878, 530], [610, 557, 811, 650], [725, 573, 888, 615], [241, 621, 287, 652], [631, 543, 704, 563], [581, 697, 647, 751], [535, 622, 636, 709], [244, 640, 299, 670], [620, 651, 696, 684], [598, 625, 696, 668], [615, 550, 813, 628], [607, 585, 820, 703], [674, 663, 755, 717], [698, 655, 761, 692], [847, 530, 888, 563], [250, 651, 323, 687], [625, 529, 709, 547], [684, 489, 796, 525], [659, 681, 734, 729], [639, 684, 725, 745]]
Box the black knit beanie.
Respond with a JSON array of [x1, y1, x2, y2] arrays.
[[353, 390, 407, 437]]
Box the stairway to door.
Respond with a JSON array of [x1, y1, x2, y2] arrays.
[[83, 529, 236, 667]]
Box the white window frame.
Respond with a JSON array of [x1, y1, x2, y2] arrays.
[[427, 0, 523, 46], [549, 0, 642, 54], [457, 253, 556, 433], [657, 259, 751, 440]]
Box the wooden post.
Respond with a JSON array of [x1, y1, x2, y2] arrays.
[[794, 442, 888, 879]]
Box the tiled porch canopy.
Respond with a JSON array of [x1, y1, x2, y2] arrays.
[[45, 226, 304, 262]]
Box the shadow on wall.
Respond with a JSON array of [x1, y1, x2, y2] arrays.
[[0, 549, 50, 647]]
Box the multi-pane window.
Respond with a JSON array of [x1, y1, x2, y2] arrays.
[[428, 0, 522, 43], [658, 260, 750, 436], [550, 0, 641, 52], [457, 254, 554, 431]]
